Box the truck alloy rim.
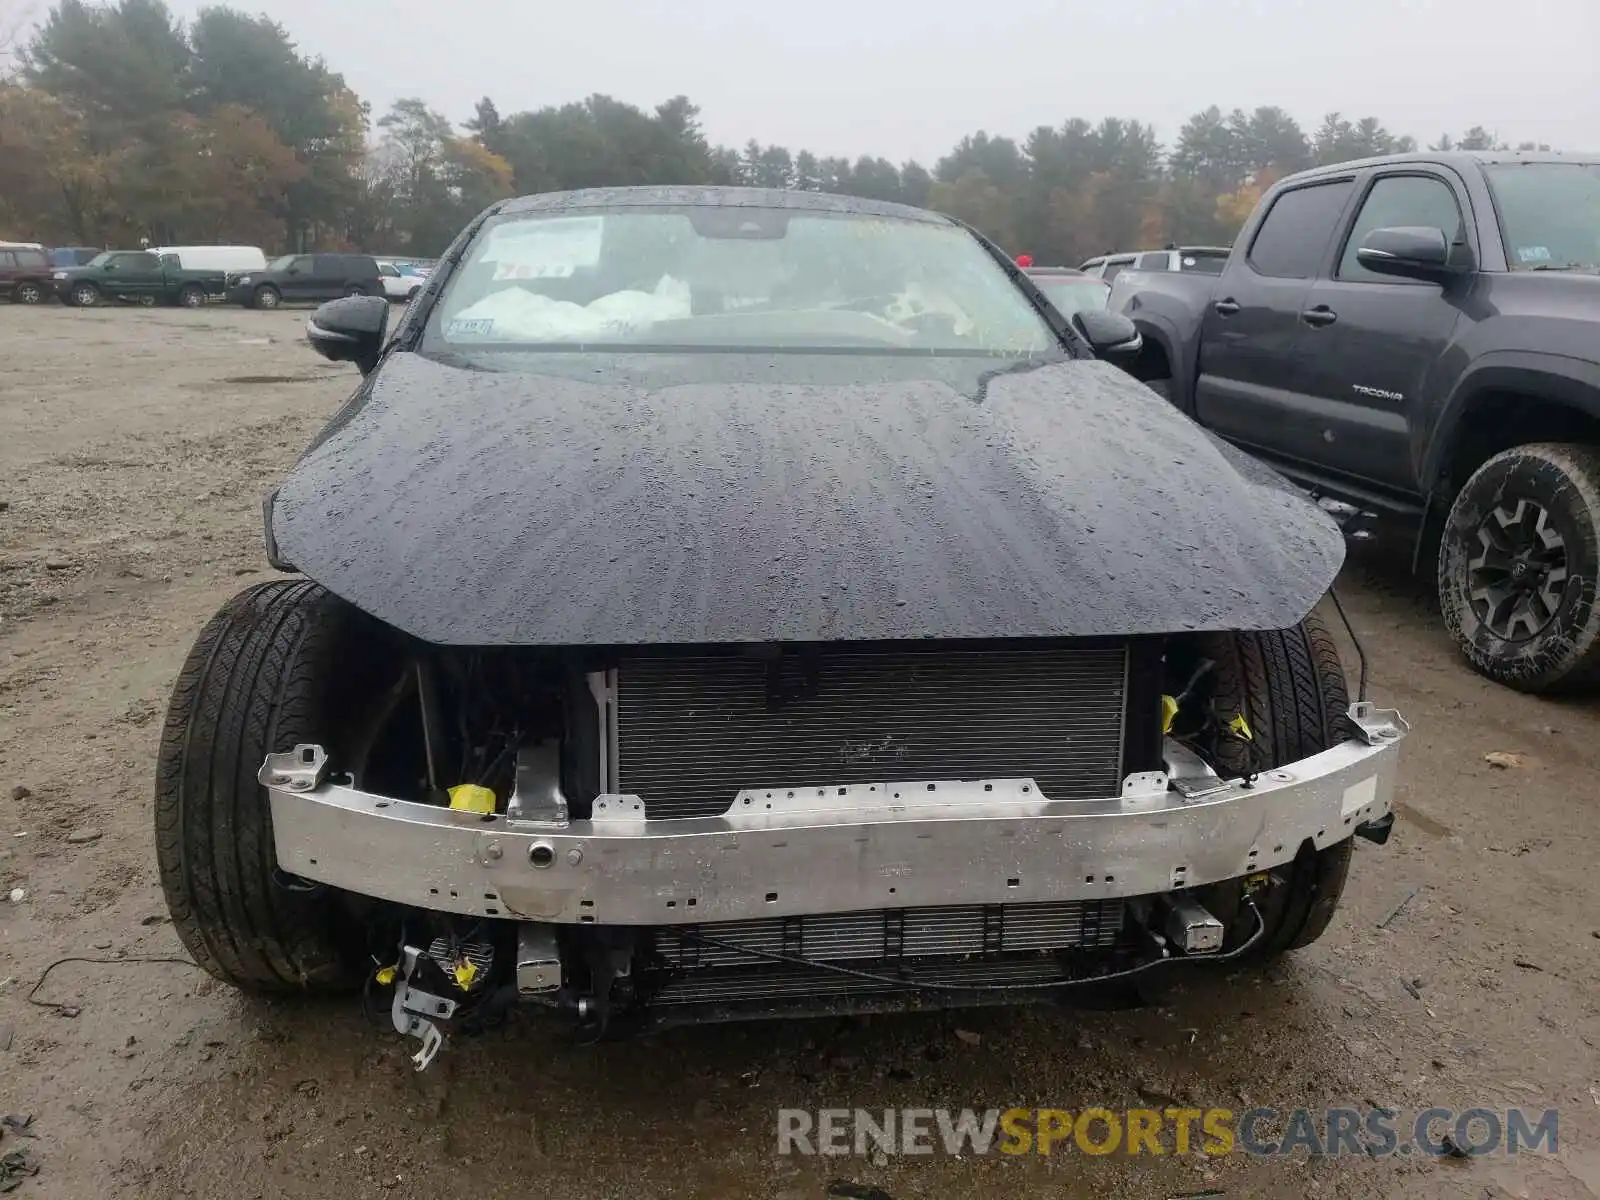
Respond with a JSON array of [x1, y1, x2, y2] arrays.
[[1467, 499, 1568, 640], [73, 286, 96, 305]]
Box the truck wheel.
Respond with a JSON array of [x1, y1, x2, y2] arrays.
[[155, 580, 391, 994], [253, 285, 281, 310], [1191, 611, 1355, 958], [69, 282, 100, 308], [1439, 444, 1600, 693], [178, 284, 207, 309], [14, 282, 43, 305]]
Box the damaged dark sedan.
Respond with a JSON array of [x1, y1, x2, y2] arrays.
[[156, 187, 1406, 1069]]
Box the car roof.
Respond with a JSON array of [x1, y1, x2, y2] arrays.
[[1283, 150, 1599, 184], [497, 185, 951, 226]]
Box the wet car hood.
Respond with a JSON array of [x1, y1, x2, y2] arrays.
[[270, 351, 1344, 646]]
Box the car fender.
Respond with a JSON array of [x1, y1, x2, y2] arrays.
[[1421, 349, 1600, 490]]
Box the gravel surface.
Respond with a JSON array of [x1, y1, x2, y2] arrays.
[[0, 304, 1596, 1200]]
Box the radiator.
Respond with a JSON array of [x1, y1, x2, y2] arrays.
[[652, 900, 1124, 970], [614, 643, 1128, 819]]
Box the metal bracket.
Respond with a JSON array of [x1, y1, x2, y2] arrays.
[[1347, 703, 1409, 747], [389, 945, 455, 1072], [507, 740, 569, 824], [1163, 740, 1235, 801], [262, 744, 329, 792], [515, 923, 562, 995]]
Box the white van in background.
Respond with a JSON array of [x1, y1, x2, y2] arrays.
[[151, 245, 267, 274]]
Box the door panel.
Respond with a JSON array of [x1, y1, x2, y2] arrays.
[[1294, 172, 1471, 492], [109, 253, 164, 296], [1194, 178, 1356, 456]]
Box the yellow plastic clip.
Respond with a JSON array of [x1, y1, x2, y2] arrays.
[[375, 965, 397, 986], [1228, 713, 1253, 741], [452, 958, 478, 991], [448, 784, 497, 815], [1160, 694, 1179, 734]]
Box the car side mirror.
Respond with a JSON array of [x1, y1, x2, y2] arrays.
[[1072, 308, 1142, 358], [307, 295, 389, 375], [1355, 226, 1455, 280]]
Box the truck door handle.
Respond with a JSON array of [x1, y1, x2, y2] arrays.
[[1211, 298, 1241, 316], [1301, 306, 1338, 327]]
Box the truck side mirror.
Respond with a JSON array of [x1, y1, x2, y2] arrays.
[[1356, 226, 1455, 280]]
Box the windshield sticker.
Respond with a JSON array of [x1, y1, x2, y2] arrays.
[[1516, 245, 1553, 264], [483, 216, 603, 281], [446, 317, 496, 338]]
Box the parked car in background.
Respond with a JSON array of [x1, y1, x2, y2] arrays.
[[1024, 265, 1111, 318], [0, 244, 54, 304], [376, 259, 426, 302], [52, 249, 230, 308], [1110, 151, 1600, 693], [151, 245, 267, 275], [1079, 246, 1232, 281], [48, 246, 101, 269], [226, 253, 383, 309]]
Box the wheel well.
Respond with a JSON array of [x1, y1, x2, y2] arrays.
[[1442, 390, 1600, 494], [1128, 336, 1171, 384]]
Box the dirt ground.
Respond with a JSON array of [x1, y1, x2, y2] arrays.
[[0, 303, 1596, 1200]]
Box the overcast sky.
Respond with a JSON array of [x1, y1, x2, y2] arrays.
[[157, 0, 1595, 161]]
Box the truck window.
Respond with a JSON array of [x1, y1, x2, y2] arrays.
[[1135, 252, 1171, 270], [1338, 175, 1465, 280], [1247, 180, 1355, 279], [1101, 256, 1137, 282], [1178, 250, 1229, 275]]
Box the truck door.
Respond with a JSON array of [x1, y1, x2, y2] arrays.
[[1291, 170, 1473, 494], [1194, 177, 1356, 459], [106, 251, 164, 299]]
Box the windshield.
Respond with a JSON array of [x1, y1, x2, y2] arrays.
[[266, 255, 297, 272], [1031, 275, 1109, 317], [426, 207, 1057, 356], [1485, 163, 1600, 270]]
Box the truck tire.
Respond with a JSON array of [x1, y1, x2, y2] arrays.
[[1192, 611, 1355, 958], [155, 580, 388, 994], [69, 282, 100, 308], [178, 283, 207, 309], [1438, 443, 1600, 693], [252, 285, 281, 310], [14, 282, 44, 304]]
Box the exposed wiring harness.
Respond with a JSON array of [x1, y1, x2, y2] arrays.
[[677, 896, 1266, 994]]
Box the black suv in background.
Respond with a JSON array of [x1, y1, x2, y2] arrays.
[[227, 253, 383, 309], [0, 245, 53, 304]]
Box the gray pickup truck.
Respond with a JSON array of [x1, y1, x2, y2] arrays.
[[1111, 152, 1600, 693]]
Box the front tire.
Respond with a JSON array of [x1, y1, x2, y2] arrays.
[[1190, 612, 1355, 958], [1439, 443, 1600, 693], [69, 282, 100, 308], [252, 285, 281, 310], [15, 282, 43, 304], [155, 580, 389, 993]]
